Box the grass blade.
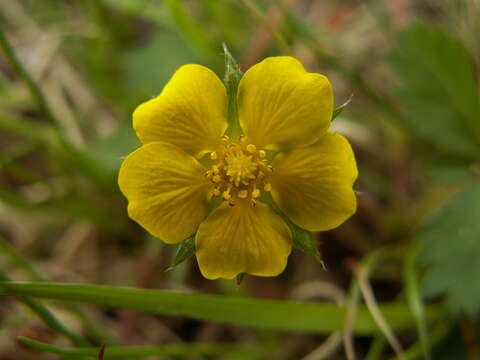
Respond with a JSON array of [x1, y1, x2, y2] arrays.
[[18, 337, 261, 359], [0, 274, 87, 346], [0, 281, 441, 335], [404, 245, 431, 360], [0, 235, 116, 344], [18, 336, 260, 359]]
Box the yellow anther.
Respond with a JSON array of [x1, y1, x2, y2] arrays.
[[246, 144, 256, 153], [223, 191, 231, 201], [221, 135, 229, 141], [206, 136, 274, 207]]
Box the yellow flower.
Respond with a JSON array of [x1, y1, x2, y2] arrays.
[[118, 57, 357, 279]]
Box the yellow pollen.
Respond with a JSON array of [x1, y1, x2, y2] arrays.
[[205, 136, 273, 206], [223, 191, 231, 200], [238, 190, 248, 198]]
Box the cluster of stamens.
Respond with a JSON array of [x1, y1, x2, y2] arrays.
[[205, 135, 273, 207]]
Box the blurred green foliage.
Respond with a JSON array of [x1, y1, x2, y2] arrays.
[[387, 20, 480, 316], [1, 0, 480, 359], [419, 181, 480, 315]]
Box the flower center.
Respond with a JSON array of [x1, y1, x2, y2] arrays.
[[205, 135, 272, 206]]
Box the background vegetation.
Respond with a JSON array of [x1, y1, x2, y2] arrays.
[[0, 0, 479, 359]]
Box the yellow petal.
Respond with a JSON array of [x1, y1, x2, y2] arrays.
[[195, 201, 292, 279], [271, 133, 357, 231], [238, 57, 333, 149], [118, 142, 210, 244], [133, 64, 228, 158]]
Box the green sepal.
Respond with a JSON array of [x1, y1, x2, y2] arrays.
[[261, 193, 324, 265], [285, 219, 324, 266], [236, 273, 245, 285], [332, 95, 353, 121], [222, 43, 243, 137], [97, 344, 106, 360], [169, 235, 196, 269]]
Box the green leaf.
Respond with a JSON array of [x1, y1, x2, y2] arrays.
[[18, 337, 260, 359], [388, 22, 480, 158], [170, 235, 195, 268], [425, 155, 476, 185], [0, 281, 441, 334], [418, 181, 480, 314]]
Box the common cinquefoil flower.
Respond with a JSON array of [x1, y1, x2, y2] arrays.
[[119, 56, 357, 279]]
